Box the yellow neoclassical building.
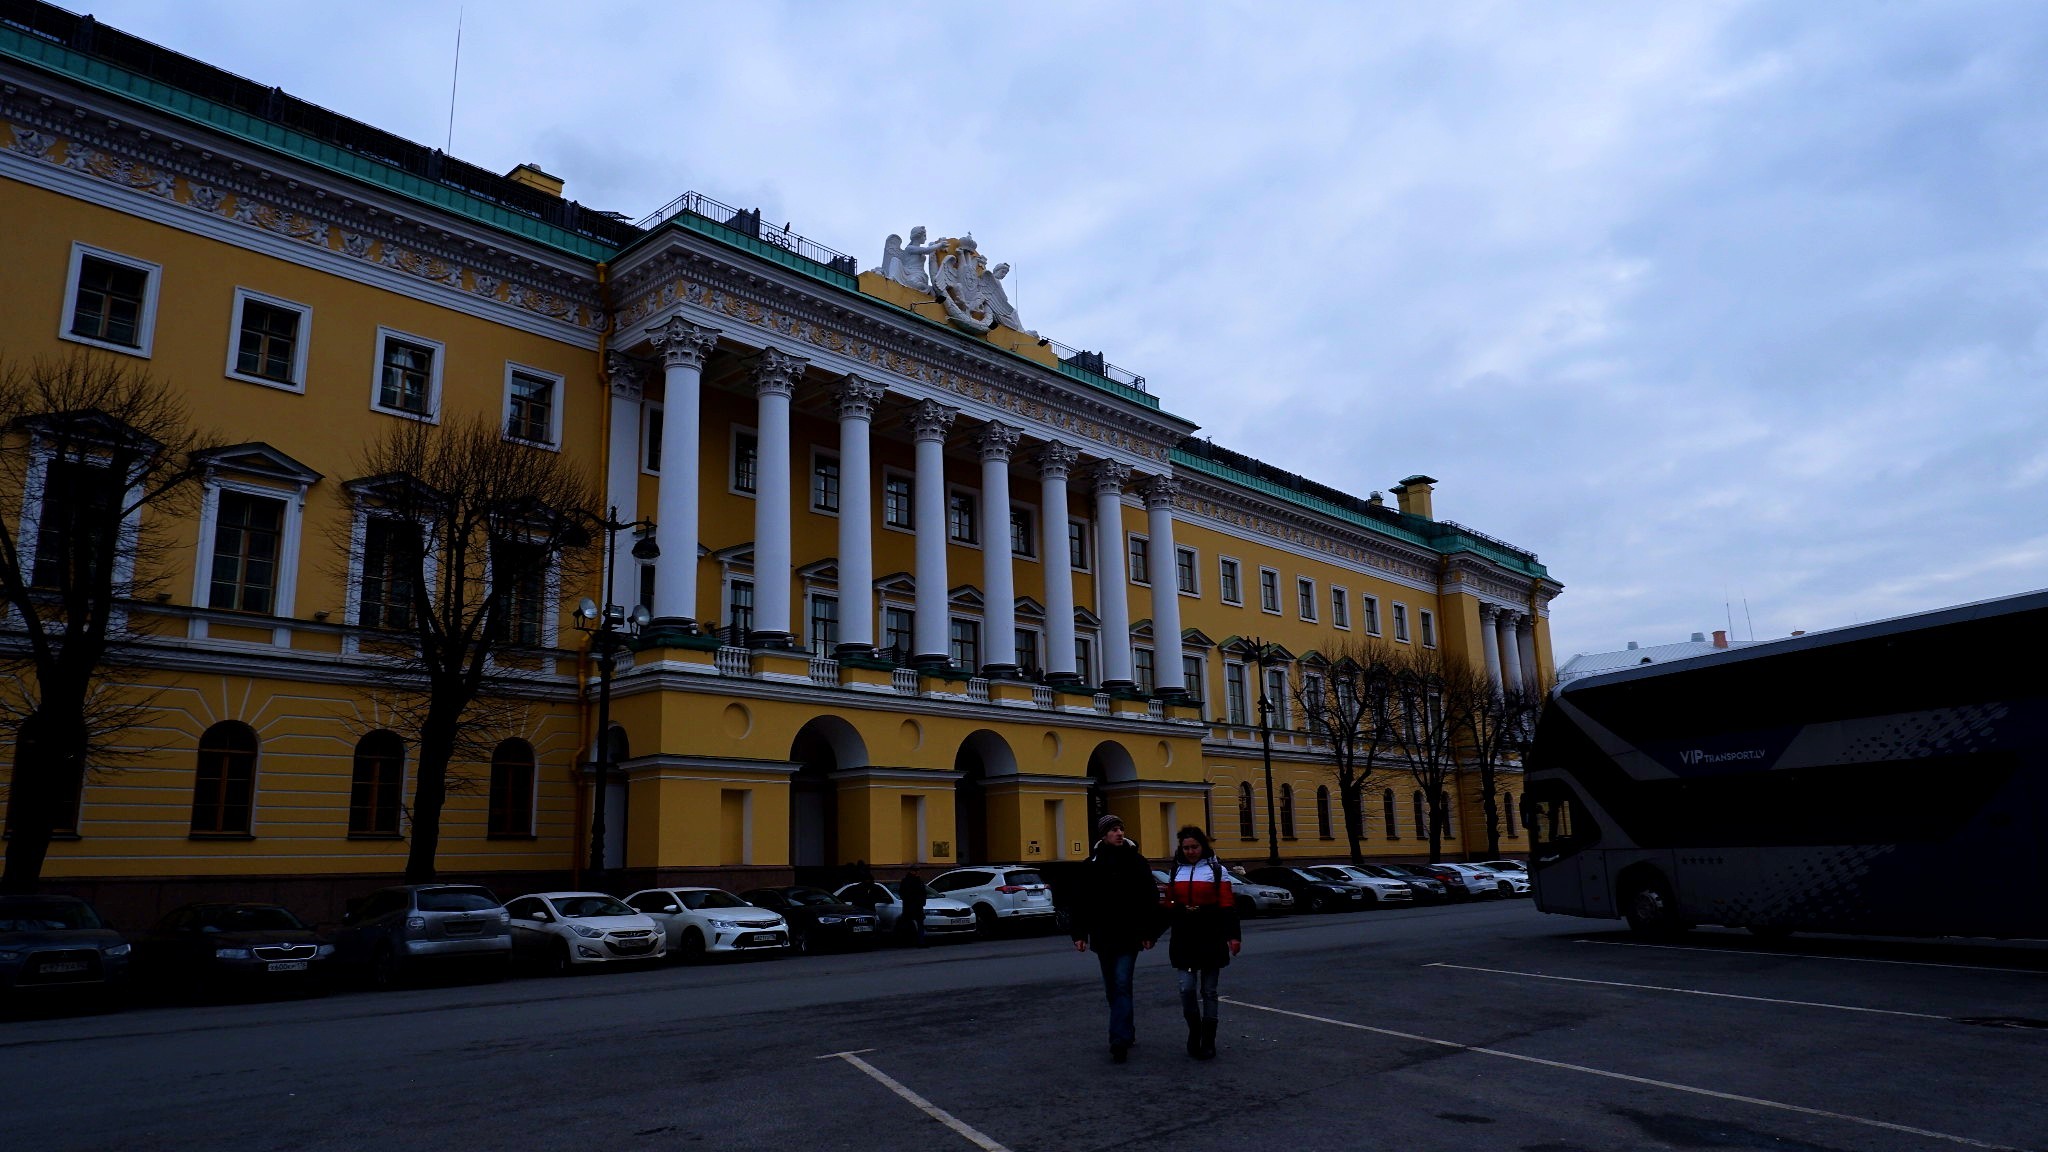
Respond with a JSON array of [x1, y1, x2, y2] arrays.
[[0, 5, 1560, 920]]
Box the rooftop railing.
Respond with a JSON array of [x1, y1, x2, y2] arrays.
[[635, 191, 860, 280]]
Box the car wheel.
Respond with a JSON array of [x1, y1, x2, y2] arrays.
[[370, 944, 404, 990], [1499, 881, 1515, 895], [792, 928, 812, 955], [973, 904, 999, 934], [1621, 870, 1688, 937], [548, 938, 573, 975], [1308, 892, 1328, 914], [680, 928, 707, 964], [1359, 890, 1378, 908]]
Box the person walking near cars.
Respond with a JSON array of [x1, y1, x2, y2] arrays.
[[1069, 814, 1160, 1063], [1164, 825, 1241, 1059], [899, 870, 930, 946]]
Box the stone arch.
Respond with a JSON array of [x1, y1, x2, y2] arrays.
[[790, 715, 869, 874], [952, 729, 1016, 865], [1084, 740, 1138, 832]]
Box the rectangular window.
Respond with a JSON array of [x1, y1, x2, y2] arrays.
[[1075, 636, 1094, 686], [30, 457, 119, 590], [1010, 507, 1035, 558], [66, 247, 157, 353], [884, 607, 914, 657], [1393, 603, 1411, 642], [1331, 587, 1350, 629], [358, 518, 420, 629], [812, 452, 841, 513], [1298, 577, 1318, 621], [1420, 609, 1437, 648], [883, 473, 914, 529], [643, 404, 663, 473], [505, 368, 559, 446], [1219, 558, 1242, 605], [1303, 673, 1327, 734], [732, 430, 759, 495], [1182, 654, 1205, 701], [1175, 547, 1198, 595], [1133, 646, 1155, 693], [229, 292, 306, 388], [208, 491, 286, 614], [375, 331, 439, 417], [1128, 534, 1150, 585], [1224, 662, 1249, 724], [947, 490, 978, 544], [949, 618, 980, 670], [491, 539, 548, 646], [1265, 667, 1290, 728], [728, 579, 756, 637], [1068, 520, 1090, 570], [1259, 568, 1280, 613], [810, 595, 839, 653], [1015, 628, 1040, 674], [1363, 595, 1382, 636]]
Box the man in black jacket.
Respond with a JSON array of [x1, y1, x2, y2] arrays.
[[1069, 814, 1160, 1063]]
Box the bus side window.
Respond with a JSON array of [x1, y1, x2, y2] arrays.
[[1527, 780, 1595, 857]]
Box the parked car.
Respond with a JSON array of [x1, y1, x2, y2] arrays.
[[1247, 867, 1368, 913], [505, 892, 665, 972], [333, 883, 512, 987], [1308, 865, 1416, 907], [833, 882, 978, 941], [1370, 863, 1450, 903], [1479, 860, 1532, 893], [0, 894, 130, 1008], [1481, 859, 1528, 874], [1226, 872, 1297, 916], [739, 887, 880, 954], [1425, 864, 1504, 900], [133, 903, 333, 997], [925, 866, 1057, 933], [624, 887, 789, 961]]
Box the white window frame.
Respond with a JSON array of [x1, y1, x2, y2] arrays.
[[1067, 518, 1091, 572], [1127, 532, 1150, 586], [480, 538, 564, 661], [10, 442, 142, 633], [728, 424, 760, 498], [190, 476, 306, 647], [1258, 566, 1282, 615], [641, 401, 664, 476], [948, 614, 983, 669], [1363, 594, 1383, 637], [1331, 586, 1350, 630], [224, 286, 311, 392], [882, 469, 916, 533], [946, 484, 982, 548], [1393, 601, 1411, 643], [1174, 546, 1199, 597], [1264, 666, 1291, 728], [370, 326, 445, 422], [1014, 624, 1044, 673], [1223, 661, 1249, 725], [1419, 608, 1437, 649], [340, 500, 439, 657], [1218, 556, 1243, 606], [1074, 631, 1097, 686], [1297, 576, 1318, 622], [806, 590, 841, 653], [1180, 650, 1207, 703], [1132, 644, 1156, 693], [501, 361, 565, 450], [61, 242, 162, 358], [809, 446, 841, 516]]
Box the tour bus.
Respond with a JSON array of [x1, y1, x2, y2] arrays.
[[1523, 589, 2047, 939]]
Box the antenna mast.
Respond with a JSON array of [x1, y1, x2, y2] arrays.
[[445, 7, 464, 153]]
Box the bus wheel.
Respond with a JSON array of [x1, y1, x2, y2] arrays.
[[1621, 871, 1687, 937]]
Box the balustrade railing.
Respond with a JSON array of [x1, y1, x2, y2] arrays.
[[1031, 685, 1054, 709], [809, 656, 839, 686], [967, 678, 990, 703], [1093, 693, 1111, 715], [715, 646, 751, 677], [892, 667, 920, 694]]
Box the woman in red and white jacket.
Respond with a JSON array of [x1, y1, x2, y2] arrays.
[[1164, 824, 1242, 1060]]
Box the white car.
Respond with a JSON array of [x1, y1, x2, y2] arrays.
[[624, 887, 790, 961], [1226, 872, 1297, 915], [1308, 865, 1416, 906], [1434, 864, 1508, 899], [832, 883, 978, 940], [505, 892, 665, 971], [926, 866, 1057, 932]]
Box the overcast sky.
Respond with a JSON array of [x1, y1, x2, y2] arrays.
[[73, 1, 2048, 660]]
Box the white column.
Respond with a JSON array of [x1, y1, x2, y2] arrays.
[[1479, 605, 1503, 691], [747, 347, 807, 647], [977, 422, 1022, 675], [833, 375, 885, 655], [602, 352, 643, 606], [1516, 614, 1540, 691], [1499, 611, 1525, 693], [1036, 442, 1080, 683], [647, 317, 718, 627], [908, 400, 957, 665], [1142, 474, 1185, 696], [1090, 461, 1134, 688]]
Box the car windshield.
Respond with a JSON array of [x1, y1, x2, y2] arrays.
[[682, 891, 747, 910], [1002, 871, 1045, 887], [197, 905, 303, 931], [0, 897, 100, 931], [783, 888, 841, 907], [553, 896, 635, 918], [1308, 867, 1347, 880], [415, 888, 499, 912]]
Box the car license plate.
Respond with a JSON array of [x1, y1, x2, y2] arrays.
[[267, 960, 309, 972], [852, 924, 873, 932], [745, 933, 779, 946], [39, 960, 88, 974]]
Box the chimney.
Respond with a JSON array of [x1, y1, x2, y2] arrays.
[[1625, 641, 1638, 650], [1366, 491, 1385, 508], [1712, 629, 1728, 648], [505, 163, 564, 197], [1390, 474, 1437, 520], [1689, 632, 1706, 643]]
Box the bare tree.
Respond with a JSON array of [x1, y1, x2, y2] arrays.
[[1450, 660, 1542, 858], [1386, 644, 1481, 863], [345, 415, 597, 883], [1290, 637, 1405, 864], [0, 354, 217, 893]]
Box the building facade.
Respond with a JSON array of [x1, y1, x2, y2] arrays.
[[0, 4, 1560, 921]]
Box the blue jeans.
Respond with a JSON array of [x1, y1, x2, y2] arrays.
[[1096, 949, 1138, 1046], [1178, 967, 1220, 1022]]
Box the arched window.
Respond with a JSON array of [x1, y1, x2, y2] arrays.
[[488, 738, 536, 838], [191, 721, 259, 835], [1504, 791, 1519, 838], [1316, 785, 1333, 839], [1279, 783, 1295, 838], [1412, 790, 1427, 840], [1439, 790, 1455, 838], [1382, 787, 1399, 839], [349, 731, 405, 836], [1237, 781, 1255, 838]]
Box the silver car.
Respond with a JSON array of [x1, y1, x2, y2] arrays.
[[333, 884, 512, 987], [0, 895, 131, 1003], [833, 883, 978, 940], [1309, 865, 1416, 906], [926, 866, 1057, 933]]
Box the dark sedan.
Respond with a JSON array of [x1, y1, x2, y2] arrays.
[[1373, 863, 1451, 903], [738, 887, 880, 954], [0, 894, 131, 1009], [133, 903, 333, 998], [1246, 867, 1368, 914]]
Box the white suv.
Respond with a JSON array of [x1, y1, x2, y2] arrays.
[[1308, 865, 1416, 906], [926, 866, 1056, 933]]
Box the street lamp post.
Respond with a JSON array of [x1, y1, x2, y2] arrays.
[[573, 506, 659, 888], [1250, 636, 1281, 867]]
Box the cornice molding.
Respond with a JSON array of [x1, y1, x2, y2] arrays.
[[1172, 471, 1443, 592]]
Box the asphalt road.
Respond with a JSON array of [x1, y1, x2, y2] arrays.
[[4, 899, 2045, 1152]]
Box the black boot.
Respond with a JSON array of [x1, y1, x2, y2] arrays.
[[1197, 1020, 1217, 1060], [1185, 1011, 1203, 1058]]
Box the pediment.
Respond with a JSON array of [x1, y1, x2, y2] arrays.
[[948, 584, 984, 609], [1180, 627, 1217, 648], [203, 443, 322, 485], [874, 571, 917, 595]]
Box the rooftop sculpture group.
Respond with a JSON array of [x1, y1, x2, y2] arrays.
[[876, 228, 1027, 336]]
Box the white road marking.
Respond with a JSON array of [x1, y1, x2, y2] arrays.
[[822, 1050, 1012, 1152], [1220, 997, 2027, 1151], [1427, 961, 1950, 1020], [1577, 938, 2046, 975]]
